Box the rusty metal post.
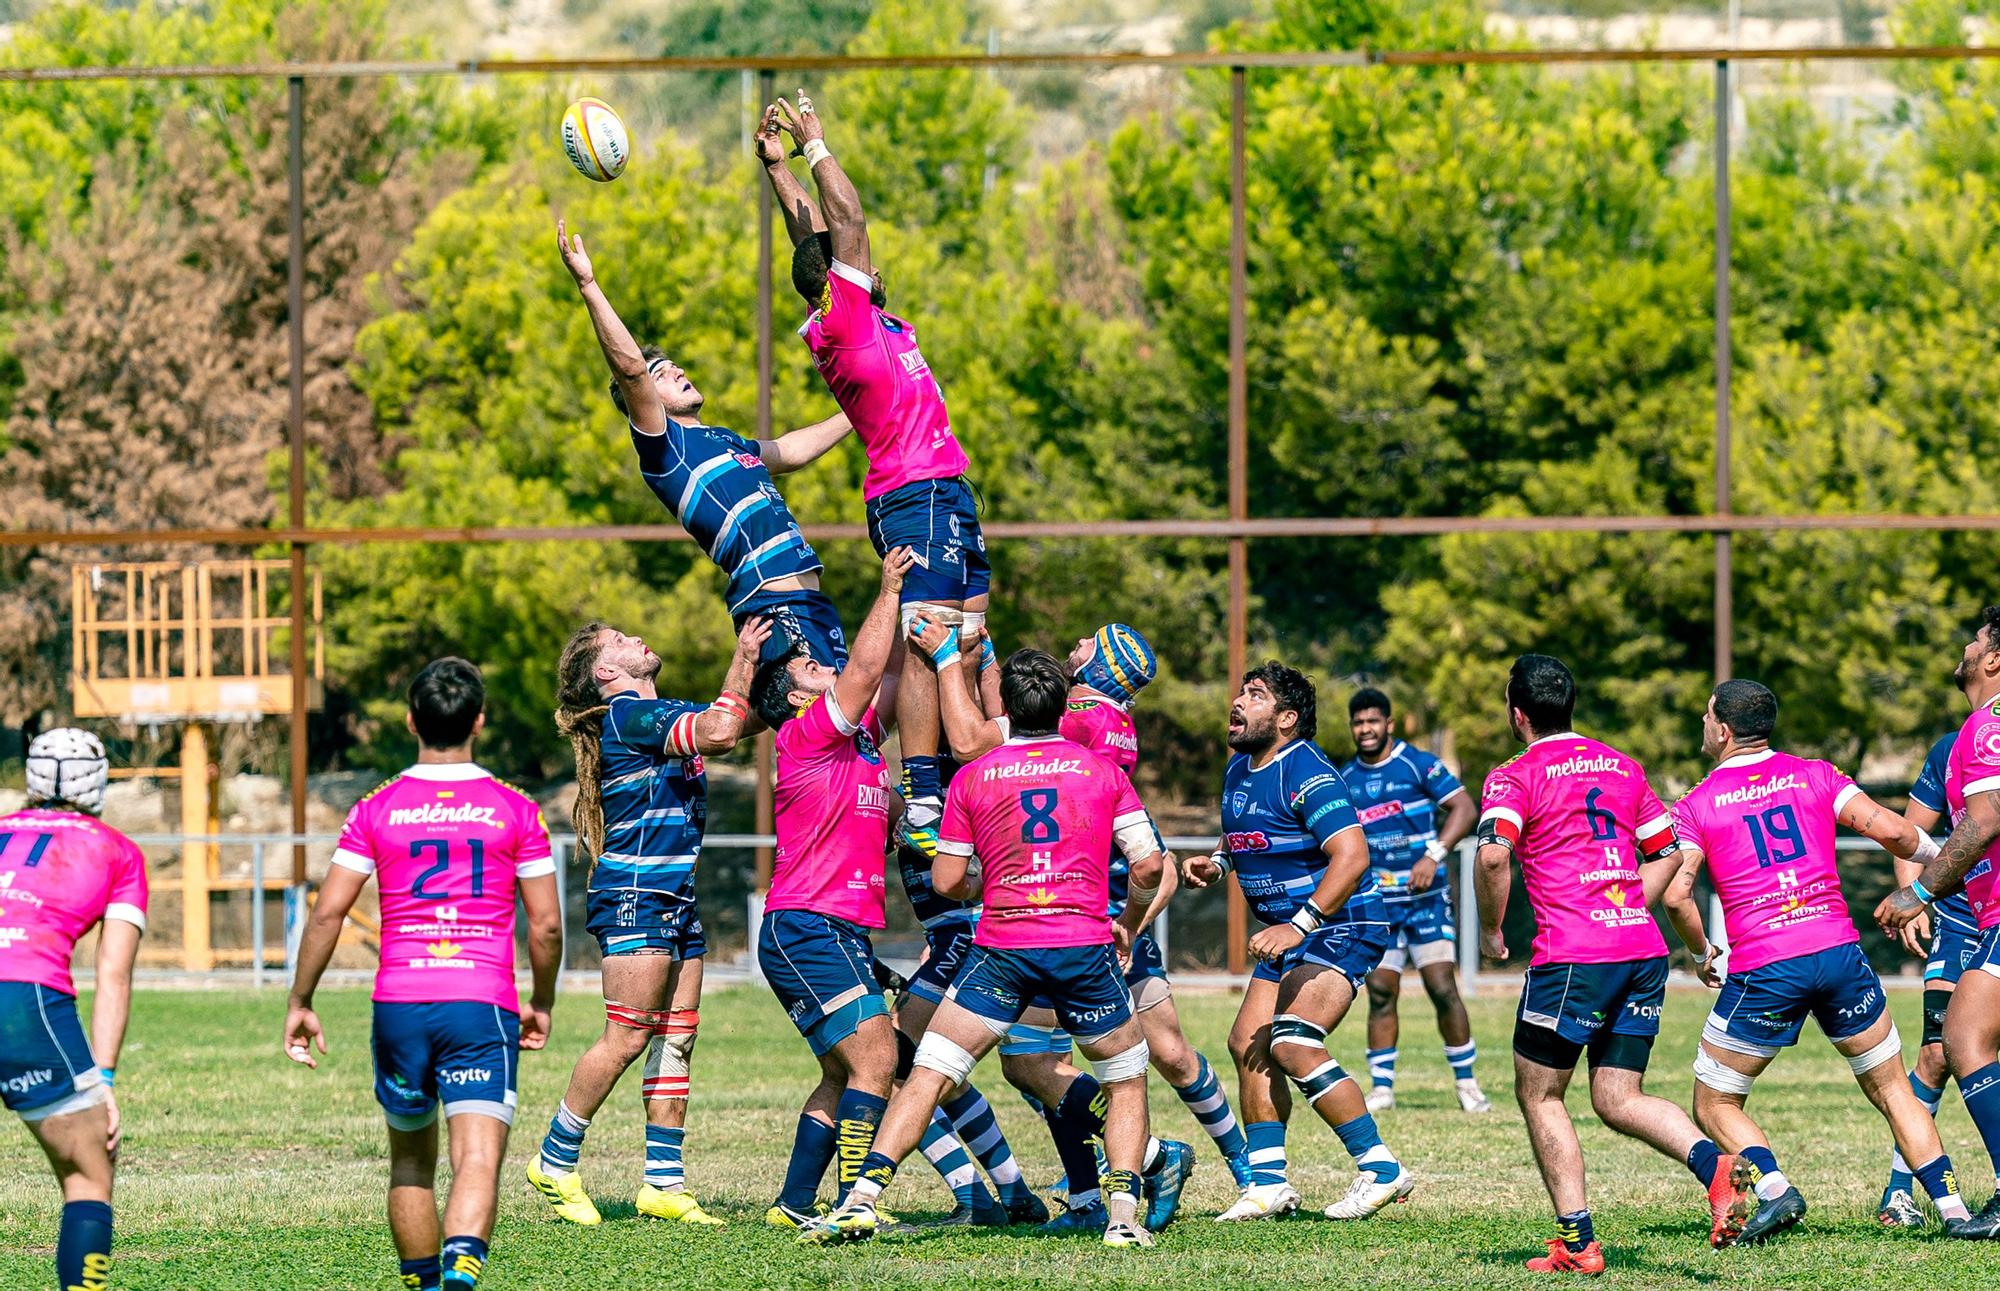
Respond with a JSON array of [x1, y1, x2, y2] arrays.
[[1713, 59, 1733, 683], [754, 67, 777, 892], [287, 75, 310, 882], [1226, 66, 1250, 976]]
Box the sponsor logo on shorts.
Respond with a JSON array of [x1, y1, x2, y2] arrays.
[[1070, 1000, 1123, 1026], [1, 1067, 55, 1096], [1624, 1000, 1662, 1020], [439, 1067, 495, 1086]]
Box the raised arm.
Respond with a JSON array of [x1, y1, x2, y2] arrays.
[[690, 619, 771, 755], [908, 616, 1005, 761], [776, 91, 870, 274], [831, 547, 916, 725], [557, 217, 665, 437], [757, 104, 827, 248], [760, 410, 853, 475]]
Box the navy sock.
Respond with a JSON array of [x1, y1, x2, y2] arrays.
[[1685, 1137, 1722, 1187], [440, 1235, 487, 1290], [57, 1200, 112, 1291], [780, 1113, 839, 1211], [903, 756, 942, 804], [399, 1255, 442, 1291], [834, 1089, 889, 1203], [1556, 1208, 1594, 1253], [1050, 1076, 1105, 1198], [1961, 1062, 2000, 1187]]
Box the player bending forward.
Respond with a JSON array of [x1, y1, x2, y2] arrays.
[[1878, 605, 2000, 1238], [1183, 662, 1414, 1222], [1, 730, 147, 1291], [1658, 679, 1980, 1243], [286, 660, 564, 1291], [1476, 653, 1751, 1272], [799, 649, 1168, 1248], [525, 618, 765, 1225]]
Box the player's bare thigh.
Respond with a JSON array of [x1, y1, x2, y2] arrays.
[[1274, 962, 1360, 1031], [1227, 974, 1284, 1069], [1943, 967, 2000, 1072], [25, 1100, 115, 1200]]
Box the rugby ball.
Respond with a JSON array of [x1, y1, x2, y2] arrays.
[[561, 98, 629, 183]]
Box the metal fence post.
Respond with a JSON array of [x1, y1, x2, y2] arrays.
[[1457, 837, 1479, 995], [1714, 58, 1734, 683], [251, 840, 265, 990], [1225, 62, 1251, 978]]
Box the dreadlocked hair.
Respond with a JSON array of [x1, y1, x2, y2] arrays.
[[556, 621, 613, 867]]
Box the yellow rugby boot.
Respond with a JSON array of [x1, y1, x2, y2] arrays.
[[526, 1160, 602, 1226], [636, 1184, 725, 1225]]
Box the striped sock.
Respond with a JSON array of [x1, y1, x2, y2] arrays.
[[834, 1089, 889, 1204], [1332, 1111, 1400, 1183], [1556, 1208, 1594, 1253], [1246, 1120, 1287, 1187], [942, 1085, 1032, 1201], [1444, 1040, 1477, 1082], [644, 1124, 685, 1192], [538, 1101, 589, 1178], [1366, 1046, 1398, 1089], [920, 1110, 987, 1208], [1174, 1053, 1249, 1164], [440, 1235, 487, 1291]]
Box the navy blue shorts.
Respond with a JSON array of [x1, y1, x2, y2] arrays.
[[585, 886, 707, 959], [1125, 931, 1168, 986], [907, 920, 978, 1006], [1974, 925, 2000, 983], [734, 584, 848, 669], [371, 1000, 520, 1129], [1518, 956, 1669, 1046], [864, 478, 990, 605], [1379, 892, 1456, 973], [758, 909, 889, 1056], [1705, 942, 1886, 1056], [1250, 922, 1392, 991], [0, 982, 104, 1118], [949, 943, 1133, 1039], [1928, 912, 1984, 987]]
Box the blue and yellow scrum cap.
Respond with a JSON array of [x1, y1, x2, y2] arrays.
[[1076, 623, 1157, 706]]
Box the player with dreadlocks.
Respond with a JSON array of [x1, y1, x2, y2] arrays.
[[523, 618, 768, 1227]]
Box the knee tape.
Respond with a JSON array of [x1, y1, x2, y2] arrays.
[[959, 610, 986, 634], [914, 1031, 981, 1085], [1091, 1040, 1151, 1084], [1269, 1013, 1329, 1051], [642, 1009, 698, 1101], [606, 999, 674, 1032], [899, 602, 965, 631], [1848, 1025, 1902, 1076], [1292, 1056, 1354, 1105], [1408, 939, 1456, 970], [1693, 1050, 1756, 1096], [1922, 990, 1950, 1049], [17, 1081, 110, 1124]]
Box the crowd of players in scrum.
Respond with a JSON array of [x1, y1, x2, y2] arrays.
[[5, 87, 1999, 1291]]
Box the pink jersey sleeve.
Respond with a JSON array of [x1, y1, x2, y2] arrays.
[[814, 261, 878, 348], [331, 799, 379, 874], [1668, 795, 1707, 858], [1810, 759, 1861, 815], [105, 832, 150, 927], [939, 775, 975, 857], [511, 794, 556, 876], [1480, 764, 1528, 846], [1632, 777, 1677, 858]]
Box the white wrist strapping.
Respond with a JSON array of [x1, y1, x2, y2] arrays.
[[1912, 832, 1942, 866], [1289, 902, 1325, 936], [1424, 839, 1449, 864], [802, 139, 832, 168]]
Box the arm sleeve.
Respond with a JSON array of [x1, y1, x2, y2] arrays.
[[938, 781, 975, 858], [1291, 766, 1361, 847], [1633, 780, 1678, 859], [515, 801, 557, 879], [614, 697, 706, 758], [1418, 751, 1467, 804], [631, 424, 681, 510], [1910, 736, 1953, 812], [1479, 768, 1526, 847], [104, 834, 149, 931], [1667, 797, 1704, 857], [330, 803, 378, 876], [814, 261, 879, 349], [1110, 769, 1158, 859], [1814, 760, 1862, 815]]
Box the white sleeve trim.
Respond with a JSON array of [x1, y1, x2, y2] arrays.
[[515, 856, 558, 879], [1637, 812, 1674, 837], [1480, 806, 1524, 829], [937, 839, 975, 857], [1114, 817, 1160, 859], [1436, 785, 1468, 804], [1964, 775, 2000, 797], [330, 847, 377, 876], [830, 260, 873, 290], [824, 693, 861, 736], [1832, 784, 1862, 814], [104, 902, 147, 932], [994, 716, 1012, 740]]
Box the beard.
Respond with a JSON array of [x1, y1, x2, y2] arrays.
[[636, 651, 663, 682], [1355, 732, 1385, 756], [1954, 656, 1974, 691], [1227, 714, 1274, 754]]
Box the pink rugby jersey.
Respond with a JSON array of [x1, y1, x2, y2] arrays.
[[1480, 733, 1675, 966], [1059, 694, 1139, 774], [1670, 751, 1861, 973], [0, 809, 148, 997], [330, 764, 555, 1011], [801, 260, 969, 500], [768, 694, 894, 928], [1946, 695, 2000, 929], [941, 735, 1155, 949]]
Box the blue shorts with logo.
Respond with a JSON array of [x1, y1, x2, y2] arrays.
[[1518, 955, 1669, 1046], [950, 943, 1132, 1039], [1386, 890, 1455, 947], [1927, 901, 1984, 986], [1704, 942, 1886, 1056], [586, 886, 708, 960], [758, 909, 889, 1056], [1250, 921, 1393, 990], [0, 982, 104, 1118], [1125, 931, 1168, 986], [908, 919, 978, 1006], [865, 477, 990, 605], [371, 1000, 520, 1129], [734, 584, 848, 669]]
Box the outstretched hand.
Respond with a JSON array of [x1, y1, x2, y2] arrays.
[[773, 93, 826, 149], [880, 546, 916, 596], [754, 104, 787, 165], [556, 217, 594, 289], [734, 616, 775, 663]]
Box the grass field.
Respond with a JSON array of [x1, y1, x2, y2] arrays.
[[1, 980, 1990, 1290]]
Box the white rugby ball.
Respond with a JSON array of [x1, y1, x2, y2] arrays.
[[561, 97, 629, 183]]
